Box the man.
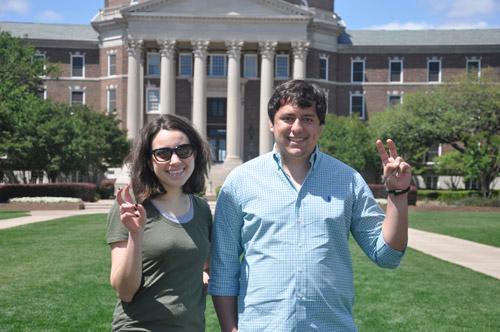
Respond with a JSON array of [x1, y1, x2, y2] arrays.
[[209, 80, 411, 331]]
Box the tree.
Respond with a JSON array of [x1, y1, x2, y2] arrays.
[[319, 114, 378, 176], [0, 31, 129, 183], [370, 72, 500, 197]]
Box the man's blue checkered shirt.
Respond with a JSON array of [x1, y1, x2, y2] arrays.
[[209, 147, 405, 331]]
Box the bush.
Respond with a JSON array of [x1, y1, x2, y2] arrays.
[[97, 179, 115, 199], [0, 183, 96, 203], [418, 190, 480, 203]]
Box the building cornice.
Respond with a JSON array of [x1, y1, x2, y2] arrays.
[[124, 12, 309, 23], [338, 44, 500, 54]]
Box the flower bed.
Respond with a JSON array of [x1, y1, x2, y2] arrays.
[[0, 197, 84, 211]]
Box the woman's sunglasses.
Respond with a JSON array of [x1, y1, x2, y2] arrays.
[[151, 144, 195, 163]]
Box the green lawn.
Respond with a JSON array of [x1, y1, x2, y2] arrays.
[[0, 211, 30, 220], [409, 211, 500, 247], [0, 213, 499, 331]]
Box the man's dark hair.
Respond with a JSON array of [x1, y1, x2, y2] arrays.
[[267, 80, 327, 124], [127, 114, 211, 203]]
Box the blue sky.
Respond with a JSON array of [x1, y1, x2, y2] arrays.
[[0, 0, 499, 29]]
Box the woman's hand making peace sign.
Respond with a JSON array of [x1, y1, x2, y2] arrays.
[[116, 186, 146, 234], [375, 139, 412, 191]]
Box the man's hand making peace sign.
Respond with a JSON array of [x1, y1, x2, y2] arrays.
[[375, 139, 412, 192]]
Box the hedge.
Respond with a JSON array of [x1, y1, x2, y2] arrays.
[[0, 183, 97, 203]]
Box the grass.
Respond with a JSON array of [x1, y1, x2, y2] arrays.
[[0, 212, 499, 331], [409, 211, 500, 247], [0, 211, 30, 220]]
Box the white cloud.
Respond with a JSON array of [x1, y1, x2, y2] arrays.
[[35, 10, 64, 23], [423, 0, 500, 18], [367, 20, 490, 30], [0, 0, 30, 16], [368, 21, 433, 30]]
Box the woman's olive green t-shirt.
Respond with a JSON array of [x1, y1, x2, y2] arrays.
[[106, 195, 212, 332]]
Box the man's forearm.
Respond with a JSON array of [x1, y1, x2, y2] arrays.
[[382, 193, 408, 251], [212, 296, 238, 332]]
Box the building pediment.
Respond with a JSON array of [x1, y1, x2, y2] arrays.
[[123, 0, 311, 19]]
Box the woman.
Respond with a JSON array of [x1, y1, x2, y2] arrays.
[[106, 114, 212, 331]]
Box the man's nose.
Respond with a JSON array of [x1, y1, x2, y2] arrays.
[[291, 118, 304, 132]]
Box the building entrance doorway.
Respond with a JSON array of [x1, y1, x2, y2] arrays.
[[207, 98, 227, 163]]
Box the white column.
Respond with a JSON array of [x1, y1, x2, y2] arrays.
[[191, 40, 209, 138], [292, 41, 309, 80], [258, 41, 277, 154], [159, 40, 176, 115], [126, 39, 143, 140], [225, 41, 244, 162]]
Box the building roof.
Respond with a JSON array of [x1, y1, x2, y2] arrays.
[[0, 21, 98, 42], [1, 21, 499, 48], [340, 29, 500, 47]]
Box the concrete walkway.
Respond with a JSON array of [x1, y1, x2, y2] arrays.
[[408, 228, 500, 280], [1, 202, 499, 280]]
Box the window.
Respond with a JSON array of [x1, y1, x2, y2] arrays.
[[108, 54, 116, 76], [427, 59, 441, 82], [179, 53, 193, 77], [71, 91, 84, 105], [351, 60, 364, 83], [207, 98, 226, 118], [147, 53, 160, 76], [34, 52, 46, 74], [389, 59, 403, 82], [146, 88, 160, 113], [466, 58, 481, 79], [424, 143, 441, 165], [208, 54, 226, 77], [244, 54, 258, 78], [350, 93, 364, 119], [37, 86, 47, 100], [388, 95, 402, 107], [107, 89, 117, 113], [319, 56, 328, 80], [71, 54, 84, 77], [275, 54, 289, 79]]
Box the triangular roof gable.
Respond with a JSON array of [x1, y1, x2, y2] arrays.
[[123, 0, 311, 17]]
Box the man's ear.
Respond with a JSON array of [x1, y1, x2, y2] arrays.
[[269, 119, 274, 132]]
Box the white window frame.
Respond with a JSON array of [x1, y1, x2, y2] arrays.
[[349, 91, 365, 119], [275, 54, 289, 79], [319, 55, 329, 80], [389, 58, 403, 83], [466, 57, 481, 79], [146, 87, 160, 113], [108, 53, 117, 77], [208, 54, 227, 77], [70, 53, 85, 78], [179, 53, 193, 77], [70, 90, 85, 105], [388, 95, 403, 107], [351, 58, 365, 83], [34, 51, 47, 72], [243, 54, 258, 78], [147, 52, 161, 76], [107, 87, 117, 114], [38, 85, 47, 100], [427, 58, 441, 83], [424, 143, 442, 165]]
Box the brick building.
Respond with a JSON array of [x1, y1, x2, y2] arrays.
[[1, 0, 499, 190]]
